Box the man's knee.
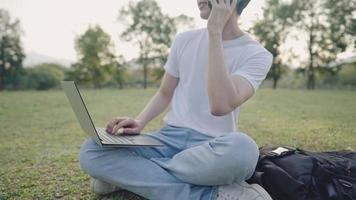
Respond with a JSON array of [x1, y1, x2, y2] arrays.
[[78, 139, 104, 176], [220, 132, 259, 182], [180, 132, 258, 185]]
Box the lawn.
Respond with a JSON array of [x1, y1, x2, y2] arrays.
[[0, 88, 355, 199]]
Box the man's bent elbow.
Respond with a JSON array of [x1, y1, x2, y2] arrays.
[[210, 106, 233, 116], [210, 101, 242, 116]]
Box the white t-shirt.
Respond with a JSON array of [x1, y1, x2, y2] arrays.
[[163, 28, 273, 137]]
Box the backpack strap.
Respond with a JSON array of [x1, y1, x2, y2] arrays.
[[298, 149, 352, 176]]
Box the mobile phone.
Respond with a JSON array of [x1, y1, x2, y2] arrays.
[[208, 0, 235, 9]]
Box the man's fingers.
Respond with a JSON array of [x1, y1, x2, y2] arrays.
[[123, 128, 140, 134], [106, 118, 118, 129], [211, 0, 218, 6], [230, 0, 238, 10], [221, 0, 227, 6], [106, 119, 117, 132], [224, 0, 231, 8], [117, 118, 135, 128], [111, 123, 125, 134], [112, 119, 134, 134], [106, 117, 127, 131]]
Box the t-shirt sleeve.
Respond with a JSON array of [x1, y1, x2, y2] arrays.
[[231, 51, 273, 92], [163, 34, 181, 78]]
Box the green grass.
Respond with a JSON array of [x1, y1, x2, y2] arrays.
[[0, 88, 355, 199]]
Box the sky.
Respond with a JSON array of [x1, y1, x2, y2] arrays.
[[1, 0, 266, 63]]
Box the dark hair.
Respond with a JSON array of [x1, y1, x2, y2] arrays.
[[237, 0, 251, 15]]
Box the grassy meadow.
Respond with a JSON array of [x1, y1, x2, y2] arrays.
[[0, 88, 355, 199]]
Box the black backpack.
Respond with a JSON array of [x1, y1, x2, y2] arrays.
[[247, 146, 356, 200]]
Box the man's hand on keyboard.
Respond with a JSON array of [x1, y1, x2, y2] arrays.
[[105, 116, 144, 135]]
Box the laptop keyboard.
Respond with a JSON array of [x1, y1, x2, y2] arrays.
[[96, 128, 135, 144]]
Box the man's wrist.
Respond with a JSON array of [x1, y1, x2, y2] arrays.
[[135, 117, 146, 129], [208, 31, 223, 43]]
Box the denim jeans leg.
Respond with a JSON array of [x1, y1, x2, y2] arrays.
[[78, 125, 217, 200], [150, 131, 259, 186]]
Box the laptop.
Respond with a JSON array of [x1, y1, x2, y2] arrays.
[[61, 81, 164, 147]]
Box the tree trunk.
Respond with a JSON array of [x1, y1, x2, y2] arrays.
[[93, 78, 101, 89], [307, 21, 315, 90], [271, 62, 278, 90], [0, 70, 4, 91], [0, 47, 4, 91], [0, 79, 4, 91], [307, 66, 315, 90], [273, 76, 278, 90], [96, 79, 102, 89], [143, 63, 148, 89]]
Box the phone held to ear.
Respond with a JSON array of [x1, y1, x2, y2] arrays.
[[208, 0, 235, 9]]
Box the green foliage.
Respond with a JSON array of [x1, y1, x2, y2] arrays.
[[315, 63, 356, 89], [270, 63, 356, 90], [323, 0, 356, 52], [113, 55, 127, 89], [119, 0, 193, 88], [20, 63, 66, 90], [273, 68, 307, 89], [254, 0, 355, 90], [151, 67, 165, 84], [70, 25, 125, 89], [251, 0, 294, 89], [338, 63, 356, 86], [290, 0, 356, 90], [0, 9, 25, 90]]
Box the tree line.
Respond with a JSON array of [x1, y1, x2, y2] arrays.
[[252, 0, 356, 89], [0, 0, 355, 91]]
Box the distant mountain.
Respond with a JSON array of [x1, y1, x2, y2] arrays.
[[24, 51, 74, 67]]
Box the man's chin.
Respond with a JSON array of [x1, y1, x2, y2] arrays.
[[200, 12, 210, 20]]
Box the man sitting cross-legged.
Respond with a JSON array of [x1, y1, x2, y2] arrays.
[[79, 0, 273, 199]]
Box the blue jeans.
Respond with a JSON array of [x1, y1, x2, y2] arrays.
[[79, 124, 259, 200]]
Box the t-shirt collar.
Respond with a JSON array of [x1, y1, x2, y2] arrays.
[[222, 31, 248, 47]]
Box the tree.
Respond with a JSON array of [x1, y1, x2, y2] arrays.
[[323, 0, 356, 54], [21, 63, 66, 90], [112, 54, 127, 89], [119, 0, 193, 89], [0, 9, 25, 90], [251, 0, 295, 89], [291, 0, 356, 90], [72, 25, 123, 89]]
